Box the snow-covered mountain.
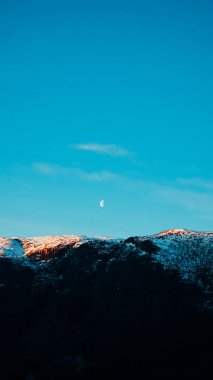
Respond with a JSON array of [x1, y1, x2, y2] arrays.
[[1, 229, 213, 289], [0, 234, 119, 257], [0, 229, 213, 379]]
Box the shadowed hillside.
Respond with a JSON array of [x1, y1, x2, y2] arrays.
[[0, 230, 213, 379]]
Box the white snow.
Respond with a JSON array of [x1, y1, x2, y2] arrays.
[[0, 234, 121, 259], [1, 231, 213, 289], [0, 238, 25, 257], [138, 230, 213, 285]]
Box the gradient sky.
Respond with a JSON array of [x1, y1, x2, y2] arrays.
[[0, 0, 213, 237]]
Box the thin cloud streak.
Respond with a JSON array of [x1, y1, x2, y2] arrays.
[[177, 177, 213, 190], [76, 170, 119, 182], [32, 162, 119, 182], [153, 183, 213, 213], [32, 163, 213, 214], [32, 162, 68, 176], [74, 143, 131, 157], [124, 176, 213, 215]]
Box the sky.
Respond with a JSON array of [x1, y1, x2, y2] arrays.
[[0, 0, 213, 237]]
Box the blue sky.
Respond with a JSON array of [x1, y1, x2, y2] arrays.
[[0, 0, 213, 237]]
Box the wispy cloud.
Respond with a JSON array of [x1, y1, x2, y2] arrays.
[[177, 177, 213, 190], [32, 162, 119, 182], [76, 170, 119, 182], [74, 143, 131, 157], [153, 182, 213, 213], [32, 162, 68, 176], [32, 163, 213, 214]]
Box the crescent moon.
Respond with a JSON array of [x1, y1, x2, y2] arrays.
[[100, 200, 105, 208]]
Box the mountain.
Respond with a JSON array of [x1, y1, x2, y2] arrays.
[[0, 229, 213, 379]]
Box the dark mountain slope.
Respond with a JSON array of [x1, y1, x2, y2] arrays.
[[0, 230, 213, 379]]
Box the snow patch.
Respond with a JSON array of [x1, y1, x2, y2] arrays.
[[0, 238, 25, 257]]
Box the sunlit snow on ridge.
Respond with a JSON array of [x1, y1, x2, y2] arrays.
[[1, 230, 213, 292], [0, 235, 121, 258]]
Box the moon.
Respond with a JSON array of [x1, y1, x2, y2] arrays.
[[100, 200, 105, 208]]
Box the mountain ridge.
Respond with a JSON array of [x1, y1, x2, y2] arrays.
[[1, 228, 213, 259]]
